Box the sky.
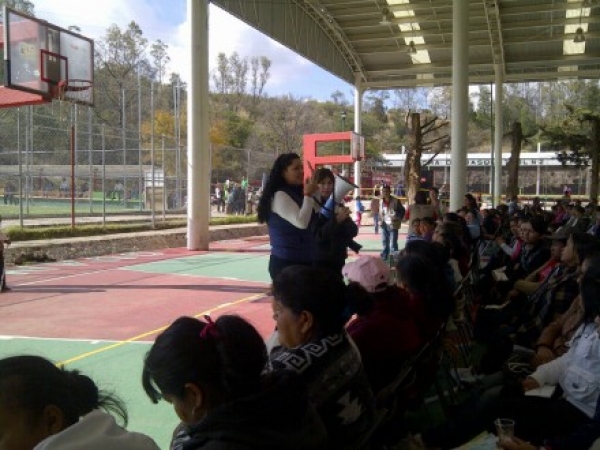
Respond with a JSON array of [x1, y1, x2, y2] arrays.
[[31, 0, 352, 102]]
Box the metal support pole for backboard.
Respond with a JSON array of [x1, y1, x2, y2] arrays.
[[25, 106, 30, 215], [162, 134, 166, 224], [174, 83, 181, 209], [70, 123, 76, 229], [138, 69, 143, 212], [122, 88, 127, 209], [102, 125, 106, 228], [17, 108, 23, 228], [151, 83, 156, 229], [29, 107, 34, 213], [88, 107, 93, 213]]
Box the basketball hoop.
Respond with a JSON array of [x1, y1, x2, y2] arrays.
[[52, 79, 93, 104]]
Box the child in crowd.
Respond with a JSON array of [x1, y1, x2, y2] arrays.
[[142, 314, 326, 449], [371, 190, 381, 234], [355, 195, 365, 227], [419, 217, 436, 242], [0, 355, 158, 450], [0, 215, 10, 292], [406, 218, 423, 241]]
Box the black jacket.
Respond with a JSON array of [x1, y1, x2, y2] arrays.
[[312, 212, 359, 274], [172, 372, 327, 450]]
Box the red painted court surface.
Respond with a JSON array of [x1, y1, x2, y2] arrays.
[[1, 242, 275, 342], [0, 229, 401, 448]]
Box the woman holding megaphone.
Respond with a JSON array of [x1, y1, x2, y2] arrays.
[[312, 168, 361, 278], [258, 153, 320, 281]]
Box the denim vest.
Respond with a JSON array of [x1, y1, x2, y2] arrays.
[[267, 186, 314, 263]]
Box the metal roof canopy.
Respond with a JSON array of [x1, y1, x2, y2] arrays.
[[212, 0, 600, 90]]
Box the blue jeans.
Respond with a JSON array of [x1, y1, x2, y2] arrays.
[[372, 213, 380, 233], [381, 223, 398, 260]]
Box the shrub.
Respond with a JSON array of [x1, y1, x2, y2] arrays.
[[5, 215, 258, 242]]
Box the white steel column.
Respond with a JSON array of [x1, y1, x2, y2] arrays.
[[353, 75, 363, 197], [494, 67, 503, 206], [536, 142, 541, 196], [449, 0, 469, 211], [187, 0, 210, 250]]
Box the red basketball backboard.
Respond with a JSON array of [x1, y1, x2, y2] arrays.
[[0, 6, 94, 107]]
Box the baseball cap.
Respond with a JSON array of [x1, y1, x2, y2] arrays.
[[342, 256, 390, 293]]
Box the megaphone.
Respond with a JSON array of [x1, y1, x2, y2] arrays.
[[320, 174, 359, 218]]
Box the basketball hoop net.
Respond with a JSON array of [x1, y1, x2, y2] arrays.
[[52, 79, 93, 104]]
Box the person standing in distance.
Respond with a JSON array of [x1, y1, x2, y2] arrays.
[[257, 153, 319, 281], [370, 189, 381, 234], [380, 185, 405, 260]]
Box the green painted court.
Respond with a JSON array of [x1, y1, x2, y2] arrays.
[[0, 227, 403, 448]]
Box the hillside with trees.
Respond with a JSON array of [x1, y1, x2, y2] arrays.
[[2, 0, 600, 197]]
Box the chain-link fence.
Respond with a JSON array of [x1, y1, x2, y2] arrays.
[[0, 104, 189, 228]]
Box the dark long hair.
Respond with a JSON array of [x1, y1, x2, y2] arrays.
[[396, 253, 454, 319], [273, 265, 370, 338], [142, 315, 267, 409], [257, 153, 301, 223], [0, 355, 127, 427], [570, 232, 600, 265], [464, 193, 479, 211], [580, 254, 600, 323]]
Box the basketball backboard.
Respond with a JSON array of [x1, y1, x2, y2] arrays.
[[0, 6, 94, 106]]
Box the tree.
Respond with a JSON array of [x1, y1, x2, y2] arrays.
[[330, 90, 348, 107], [212, 52, 232, 95], [210, 52, 271, 115], [250, 56, 270, 102], [365, 91, 389, 124], [474, 85, 492, 130], [150, 40, 170, 85], [541, 106, 600, 201], [0, 0, 34, 17], [393, 87, 428, 112], [404, 112, 450, 203], [95, 22, 149, 126], [505, 121, 525, 199], [259, 95, 318, 155]]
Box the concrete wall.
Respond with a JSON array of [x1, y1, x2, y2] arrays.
[[4, 224, 267, 264]]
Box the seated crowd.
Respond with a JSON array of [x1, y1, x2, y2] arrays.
[[3, 187, 600, 449]]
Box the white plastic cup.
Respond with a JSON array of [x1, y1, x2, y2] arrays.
[[495, 418, 515, 445]]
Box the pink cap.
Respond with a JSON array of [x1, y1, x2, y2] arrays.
[[342, 256, 390, 293]]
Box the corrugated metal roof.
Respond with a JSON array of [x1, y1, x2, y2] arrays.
[[212, 0, 600, 89]]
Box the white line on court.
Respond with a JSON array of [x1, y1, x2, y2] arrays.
[[13, 267, 132, 286], [12, 252, 270, 287], [0, 335, 153, 344]]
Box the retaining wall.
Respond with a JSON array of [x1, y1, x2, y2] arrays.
[[4, 224, 268, 264]]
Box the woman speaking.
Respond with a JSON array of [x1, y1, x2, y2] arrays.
[[258, 153, 319, 281]]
